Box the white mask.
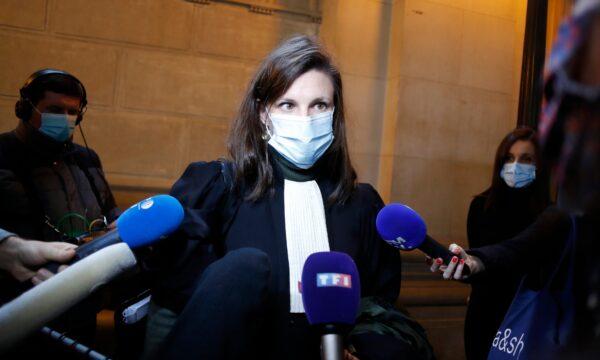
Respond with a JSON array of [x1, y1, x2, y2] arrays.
[[267, 110, 335, 169]]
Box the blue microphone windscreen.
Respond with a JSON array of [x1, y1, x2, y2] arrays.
[[376, 203, 426, 250], [301, 251, 360, 326], [116, 194, 184, 248]]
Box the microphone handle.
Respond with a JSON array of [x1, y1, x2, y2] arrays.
[[419, 235, 471, 276], [321, 333, 343, 360], [419, 235, 454, 263], [44, 230, 121, 273]]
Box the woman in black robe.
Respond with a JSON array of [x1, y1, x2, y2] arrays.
[[144, 35, 432, 360]]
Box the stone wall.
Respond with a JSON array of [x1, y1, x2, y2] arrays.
[[0, 1, 527, 358]]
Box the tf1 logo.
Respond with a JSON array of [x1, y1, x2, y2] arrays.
[[316, 273, 352, 288]]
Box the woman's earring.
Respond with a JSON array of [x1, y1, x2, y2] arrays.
[[262, 117, 272, 141]]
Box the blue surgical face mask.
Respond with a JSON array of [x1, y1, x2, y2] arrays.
[[267, 110, 335, 169], [33, 106, 77, 142], [500, 162, 536, 188]]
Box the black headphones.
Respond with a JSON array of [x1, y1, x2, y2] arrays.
[[15, 68, 88, 125]]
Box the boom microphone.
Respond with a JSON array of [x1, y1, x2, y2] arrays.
[[376, 203, 470, 273], [46, 194, 184, 272], [0, 243, 136, 351], [302, 252, 361, 360], [0, 195, 185, 351]]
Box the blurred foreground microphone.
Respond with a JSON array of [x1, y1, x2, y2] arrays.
[[0, 195, 184, 351], [376, 203, 469, 273], [46, 194, 184, 272], [302, 252, 360, 360], [0, 244, 135, 352]]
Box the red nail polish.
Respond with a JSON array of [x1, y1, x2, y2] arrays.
[[452, 257, 458, 263], [460, 259, 465, 265], [436, 258, 443, 265]]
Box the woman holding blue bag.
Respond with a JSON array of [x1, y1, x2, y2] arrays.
[[461, 127, 550, 360], [430, 1, 600, 358]]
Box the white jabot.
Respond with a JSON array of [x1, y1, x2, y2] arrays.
[[284, 179, 330, 313]]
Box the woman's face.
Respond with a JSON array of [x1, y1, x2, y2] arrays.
[[268, 69, 334, 117], [506, 140, 536, 165]]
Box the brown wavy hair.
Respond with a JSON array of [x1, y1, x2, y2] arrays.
[[482, 126, 550, 213], [227, 35, 356, 204]]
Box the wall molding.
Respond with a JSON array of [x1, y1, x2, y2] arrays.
[[184, 0, 322, 23]]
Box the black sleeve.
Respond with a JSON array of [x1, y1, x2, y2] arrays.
[[77, 146, 121, 222], [468, 206, 571, 275], [146, 161, 231, 311], [360, 184, 402, 304], [0, 137, 37, 237], [169, 161, 230, 243], [464, 196, 496, 284], [467, 196, 486, 248], [93, 152, 120, 222]]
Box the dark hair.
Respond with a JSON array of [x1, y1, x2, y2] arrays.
[[24, 73, 86, 107], [482, 126, 550, 213], [16, 71, 87, 122], [227, 35, 356, 204]]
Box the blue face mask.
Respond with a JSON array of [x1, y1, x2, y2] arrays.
[[267, 110, 335, 169], [500, 162, 536, 188], [38, 113, 77, 143]]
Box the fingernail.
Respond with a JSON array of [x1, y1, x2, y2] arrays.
[[452, 257, 458, 263], [460, 259, 465, 265], [436, 258, 443, 265]]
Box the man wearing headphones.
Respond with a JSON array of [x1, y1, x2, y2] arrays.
[[0, 69, 119, 357]]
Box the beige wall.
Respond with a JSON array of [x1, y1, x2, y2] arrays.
[[0, 1, 527, 358], [383, 0, 527, 247], [0, 1, 526, 246], [321, 0, 526, 247], [0, 0, 319, 195]]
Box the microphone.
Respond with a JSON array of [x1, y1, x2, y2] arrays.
[[0, 195, 185, 351], [301, 252, 361, 360], [45, 194, 184, 272], [0, 243, 136, 351], [376, 203, 470, 274]]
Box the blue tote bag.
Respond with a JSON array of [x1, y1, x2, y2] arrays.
[[488, 217, 576, 360]]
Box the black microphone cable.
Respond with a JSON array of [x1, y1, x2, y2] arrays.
[[40, 326, 112, 360]]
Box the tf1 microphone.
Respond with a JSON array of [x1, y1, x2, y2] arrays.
[[301, 251, 361, 360], [45, 194, 184, 273], [376, 203, 470, 274]]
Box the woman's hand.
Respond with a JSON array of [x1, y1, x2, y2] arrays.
[[427, 244, 484, 280]]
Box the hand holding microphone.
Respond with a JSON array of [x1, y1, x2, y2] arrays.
[[0, 236, 76, 284], [44, 194, 183, 274], [375, 203, 482, 279], [0, 194, 184, 351], [429, 243, 485, 280]]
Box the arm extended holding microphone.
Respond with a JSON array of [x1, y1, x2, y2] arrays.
[[0, 194, 184, 352], [0, 242, 136, 352], [43, 194, 184, 274], [43, 229, 122, 274], [376, 203, 478, 279]]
